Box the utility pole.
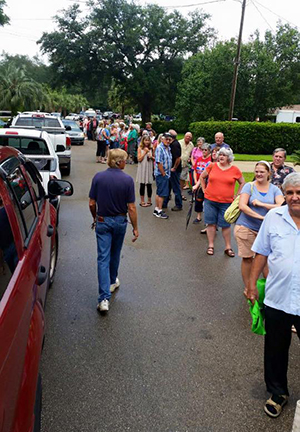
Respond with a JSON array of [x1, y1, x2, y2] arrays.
[[228, 0, 247, 121]]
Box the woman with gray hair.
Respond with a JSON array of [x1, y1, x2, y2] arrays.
[[200, 147, 245, 256]]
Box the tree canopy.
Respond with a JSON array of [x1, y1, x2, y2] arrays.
[[175, 24, 300, 126], [0, 0, 9, 27], [38, 0, 216, 122]]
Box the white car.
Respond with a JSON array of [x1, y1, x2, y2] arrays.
[[0, 128, 62, 210], [65, 113, 79, 121], [11, 112, 72, 175]]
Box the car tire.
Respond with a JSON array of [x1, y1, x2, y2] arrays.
[[33, 374, 42, 432], [64, 161, 71, 175], [49, 233, 58, 286]]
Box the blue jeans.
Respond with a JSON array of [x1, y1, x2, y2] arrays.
[[96, 216, 127, 302], [163, 171, 182, 208]]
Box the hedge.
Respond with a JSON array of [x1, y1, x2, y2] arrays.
[[189, 121, 300, 154]]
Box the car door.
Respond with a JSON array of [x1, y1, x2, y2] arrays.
[[0, 156, 45, 432]]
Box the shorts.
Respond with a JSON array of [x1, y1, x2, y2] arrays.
[[234, 225, 258, 258], [180, 166, 190, 181], [204, 199, 231, 228], [156, 175, 170, 197]]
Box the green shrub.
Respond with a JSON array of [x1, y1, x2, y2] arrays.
[[189, 121, 300, 154]]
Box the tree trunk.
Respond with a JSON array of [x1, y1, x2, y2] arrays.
[[141, 104, 152, 125]]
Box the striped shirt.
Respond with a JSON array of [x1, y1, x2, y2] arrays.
[[154, 143, 172, 178]]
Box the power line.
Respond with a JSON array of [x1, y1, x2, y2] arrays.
[[251, 0, 274, 32], [254, 0, 299, 29], [164, 0, 227, 9], [0, 30, 37, 42]]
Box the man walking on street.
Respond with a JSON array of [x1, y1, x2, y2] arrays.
[[89, 149, 139, 313], [163, 129, 183, 211], [153, 133, 172, 219], [247, 172, 300, 418]]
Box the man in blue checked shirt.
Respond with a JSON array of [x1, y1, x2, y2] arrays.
[[247, 172, 300, 419], [153, 133, 172, 219]]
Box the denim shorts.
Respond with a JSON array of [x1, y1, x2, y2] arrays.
[[156, 175, 170, 197], [204, 199, 231, 228]]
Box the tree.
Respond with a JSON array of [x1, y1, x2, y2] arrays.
[[38, 0, 215, 122], [175, 24, 300, 126], [0, 65, 43, 115], [0, 0, 9, 27], [0, 53, 52, 84]]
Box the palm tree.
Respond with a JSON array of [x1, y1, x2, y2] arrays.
[[0, 64, 42, 115]]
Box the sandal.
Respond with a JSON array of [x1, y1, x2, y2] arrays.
[[146, 202, 152, 207], [224, 248, 235, 257], [139, 203, 146, 207], [183, 185, 189, 190], [264, 395, 288, 418], [206, 247, 214, 256], [181, 195, 187, 201]]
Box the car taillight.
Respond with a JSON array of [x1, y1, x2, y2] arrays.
[[50, 175, 57, 180], [66, 136, 71, 150], [5, 131, 18, 135]]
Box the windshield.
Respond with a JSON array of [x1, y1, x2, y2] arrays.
[[62, 121, 81, 131], [16, 117, 61, 128], [0, 136, 50, 155]]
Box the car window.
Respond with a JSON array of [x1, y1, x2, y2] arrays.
[[0, 136, 50, 155], [15, 117, 61, 128], [23, 162, 45, 210], [6, 167, 37, 237], [0, 192, 19, 301], [63, 121, 80, 131]]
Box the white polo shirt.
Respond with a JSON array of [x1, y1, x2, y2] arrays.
[[252, 205, 300, 316]]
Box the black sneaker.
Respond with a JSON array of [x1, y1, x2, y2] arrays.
[[193, 218, 202, 224], [158, 211, 169, 219], [153, 209, 159, 217], [171, 206, 182, 211]]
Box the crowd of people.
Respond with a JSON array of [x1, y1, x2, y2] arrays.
[[88, 124, 299, 421]]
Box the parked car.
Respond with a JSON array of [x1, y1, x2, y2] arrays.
[[0, 145, 73, 432], [50, 112, 62, 119], [0, 119, 6, 128], [62, 119, 85, 145], [65, 113, 79, 121], [11, 112, 72, 175], [0, 128, 62, 215]]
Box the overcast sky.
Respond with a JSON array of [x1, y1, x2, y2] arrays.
[[0, 0, 299, 62]]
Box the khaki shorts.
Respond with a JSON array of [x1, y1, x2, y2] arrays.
[[180, 166, 190, 181], [234, 225, 258, 258]]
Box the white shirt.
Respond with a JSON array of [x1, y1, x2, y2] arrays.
[[252, 205, 300, 316]]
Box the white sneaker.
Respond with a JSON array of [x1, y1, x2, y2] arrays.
[[97, 299, 109, 312], [110, 278, 120, 293]]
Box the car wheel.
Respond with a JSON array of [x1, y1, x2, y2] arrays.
[[33, 374, 42, 432], [64, 161, 71, 175], [49, 233, 58, 286]]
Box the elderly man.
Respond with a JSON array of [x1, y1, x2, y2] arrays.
[[179, 132, 194, 194], [89, 149, 139, 313], [163, 129, 183, 211], [247, 172, 300, 418], [210, 132, 230, 150], [271, 147, 294, 190], [153, 133, 172, 219]]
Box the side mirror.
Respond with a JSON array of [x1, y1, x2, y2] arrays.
[[65, 125, 71, 131], [48, 179, 73, 197], [56, 145, 66, 153]]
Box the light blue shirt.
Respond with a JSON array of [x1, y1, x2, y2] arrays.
[[252, 205, 300, 316], [236, 182, 282, 232]]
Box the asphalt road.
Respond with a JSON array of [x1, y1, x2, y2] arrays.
[[40, 141, 300, 432]]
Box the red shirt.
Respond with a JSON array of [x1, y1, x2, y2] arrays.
[[204, 163, 242, 203]]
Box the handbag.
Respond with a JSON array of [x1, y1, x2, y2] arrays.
[[224, 182, 254, 224]]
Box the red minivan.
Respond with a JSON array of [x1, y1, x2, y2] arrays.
[[0, 146, 73, 432]]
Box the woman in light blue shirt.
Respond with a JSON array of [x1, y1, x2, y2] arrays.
[[234, 161, 284, 295]]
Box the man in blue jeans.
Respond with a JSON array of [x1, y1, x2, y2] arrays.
[[89, 149, 139, 313]]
